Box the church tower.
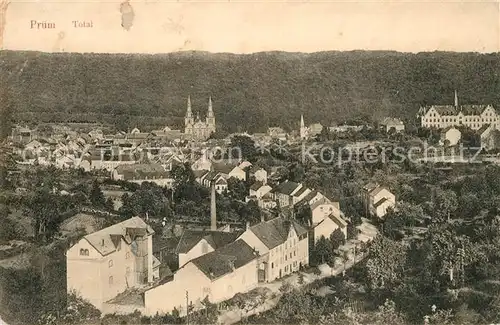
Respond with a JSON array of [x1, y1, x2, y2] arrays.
[[184, 96, 194, 135], [300, 114, 307, 139], [206, 96, 216, 134]]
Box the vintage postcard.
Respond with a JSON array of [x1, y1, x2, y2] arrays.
[[0, 1, 499, 324]]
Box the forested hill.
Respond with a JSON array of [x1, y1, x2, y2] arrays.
[[2, 50, 500, 133]]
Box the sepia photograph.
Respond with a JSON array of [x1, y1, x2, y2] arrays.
[[0, 1, 500, 324]]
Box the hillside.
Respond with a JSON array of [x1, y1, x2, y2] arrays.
[[1, 50, 500, 133]]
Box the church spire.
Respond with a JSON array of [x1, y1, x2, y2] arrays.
[[186, 96, 192, 118], [300, 114, 305, 129], [207, 96, 214, 118], [454, 90, 458, 108]]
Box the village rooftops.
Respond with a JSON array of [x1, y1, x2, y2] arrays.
[[250, 181, 264, 191], [190, 239, 258, 281], [362, 182, 379, 193], [82, 216, 154, 256], [424, 104, 495, 116], [271, 181, 300, 195], [212, 162, 238, 175], [247, 217, 308, 250], [114, 163, 170, 180], [175, 230, 242, 254]]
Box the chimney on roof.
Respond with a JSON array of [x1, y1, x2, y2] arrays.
[[101, 239, 104, 246], [210, 180, 217, 231]]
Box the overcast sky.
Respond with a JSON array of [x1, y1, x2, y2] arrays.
[[3, 0, 499, 54]]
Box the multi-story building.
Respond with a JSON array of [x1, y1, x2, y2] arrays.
[[238, 216, 309, 282], [419, 91, 498, 130], [66, 217, 155, 310]]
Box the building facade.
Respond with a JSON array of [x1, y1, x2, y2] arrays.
[[66, 217, 155, 311], [419, 91, 498, 130], [184, 96, 216, 141]]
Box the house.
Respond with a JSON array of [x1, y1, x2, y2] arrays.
[[477, 124, 500, 151], [258, 192, 277, 210], [308, 123, 324, 137], [66, 217, 155, 311], [252, 167, 268, 184], [238, 217, 309, 283], [310, 197, 342, 225], [175, 229, 241, 268], [419, 91, 498, 130], [362, 183, 396, 219], [198, 171, 228, 194], [380, 117, 405, 133], [271, 181, 302, 208], [313, 214, 348, 244], [212, 162, 246, 181], [267, 127, 287, 141], [144, 239, 259, 316], [238, 160, 252, 170], [249, 181, 273, 200], [440, 126, 461, 146], [112, 164, 174, 188]]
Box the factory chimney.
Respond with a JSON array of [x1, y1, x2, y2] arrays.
[[210, 180, 217, 230]]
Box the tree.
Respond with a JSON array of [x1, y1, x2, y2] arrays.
[[365, 236, 407, 291], [227, 177, 248, 201], [230, 135, 257, 163], [310, 236, 334, 266], [89, 180, 106, 207], [294, 203, 312, 226], [330, 228, 346, 250]]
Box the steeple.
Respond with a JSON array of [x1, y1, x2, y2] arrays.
[[454, 90, 458, 108], [207, 96, 214, 118], [196, 112, 200, 122], [186, 96, 193, 118], [300, 114, 307, 139], [300, 114, 305, 129]]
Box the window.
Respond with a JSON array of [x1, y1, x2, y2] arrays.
[[109, 276, 113, 285], [109, 260, 113, 267], [290, 252, 292, 258], [285, 266, 288, 272], [79, 248, 89, 256], [294, 251, 296, 257], [271, 262, 274, 268], [285, 255, 287, 261]]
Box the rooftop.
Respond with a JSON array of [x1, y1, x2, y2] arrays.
[[248, 217, 308, 250], [175, 229, 241, 254]]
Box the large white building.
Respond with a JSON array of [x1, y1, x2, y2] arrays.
[[419, 91, 498, 130], [66, 217, 156, 311]]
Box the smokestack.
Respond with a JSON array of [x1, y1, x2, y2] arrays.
[[210, 180, 217, 230]]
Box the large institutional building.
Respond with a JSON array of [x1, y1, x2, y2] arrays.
[[419, 91, 498, 130], [184, 96, 216, 141]]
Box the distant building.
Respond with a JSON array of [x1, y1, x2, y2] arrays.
[[477, 124, 500, 151], [440, 126, 461, 146], [112, 163, 174, 188], [362, 183, 396, 219], [184, 96, 216, 141], [66, 217, 155, 311], [419, 90, 498, 130], [380, 117, 405, 133]]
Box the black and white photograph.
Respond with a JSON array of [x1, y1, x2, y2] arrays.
[[0, 1, 499, 324]]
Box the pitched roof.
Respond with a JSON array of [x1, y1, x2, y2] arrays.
[[477, 124, 491, 136], [363, 182, 379, 192], [82, 217, 154, 256], [309, 196, 333, 211], [272, 181, 300, 195], [175, 230, 241, 254], [292, 186, 309, 197], [114, 163, 170, 180], [370, 186, 391, 197], [248, 217, 308, 250], [212, 162, 238, 175], [191, 239, 258, 280], [373, 197, 391, 208], [295, 190, 318, 206], [328, 214, 348, 228], [250, 181, 264, 191]]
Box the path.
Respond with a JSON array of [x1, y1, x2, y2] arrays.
[[217, 224, 375, 325]]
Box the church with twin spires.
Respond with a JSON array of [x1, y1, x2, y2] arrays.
[[184, 96, 216, 141]]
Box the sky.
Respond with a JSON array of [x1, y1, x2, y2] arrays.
[[2, 0, 499, 54]]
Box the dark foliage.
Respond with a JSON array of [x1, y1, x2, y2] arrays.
[[4, 51, 500, 132]]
